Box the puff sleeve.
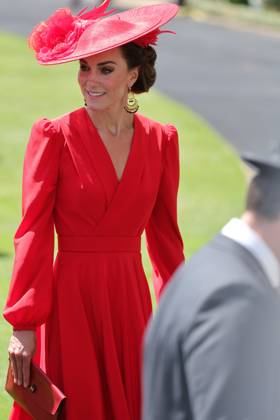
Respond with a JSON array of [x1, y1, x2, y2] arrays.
[[3, 118, 64, 330], [145, 124, 184, 301]]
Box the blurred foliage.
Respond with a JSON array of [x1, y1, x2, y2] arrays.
[[229, 0, 248, 5], [226, 0, 280, 9], [265, 0, 280, 10], [186, 0, 280, 30]]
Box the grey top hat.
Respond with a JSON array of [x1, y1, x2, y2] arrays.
[[242, 142, 280, 176]]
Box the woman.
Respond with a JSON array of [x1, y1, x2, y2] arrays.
[[4, 1, 184, 419]]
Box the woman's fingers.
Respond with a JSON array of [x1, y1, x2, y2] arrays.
[[22, 353, 32, 388], [8, 331, 36, 388], [9, 351, 32, 387], [8, 339, 23, 385], [9, 353, 18, 384], [14, 352, 23, 386]]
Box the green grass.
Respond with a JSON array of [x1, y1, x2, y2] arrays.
[[184, 0, 280, 31], [0, 32, 245, 417]]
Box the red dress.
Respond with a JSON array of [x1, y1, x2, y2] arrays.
[[3, 108, 184, 420]]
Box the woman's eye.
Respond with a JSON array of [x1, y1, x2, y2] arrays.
[[101, 67, 114, 75], [80, 64, 89, 72]]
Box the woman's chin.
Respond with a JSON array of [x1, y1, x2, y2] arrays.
[[86, 102, 107, 112]]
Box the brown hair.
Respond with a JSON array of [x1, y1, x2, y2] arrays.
[[246, 172, 280, 220], [120, 43, 157, 94]]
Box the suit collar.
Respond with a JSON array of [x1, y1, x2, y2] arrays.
[[221, 218, 280, 290]]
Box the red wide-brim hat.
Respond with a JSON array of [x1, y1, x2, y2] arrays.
[[28, 0, 179, 65]]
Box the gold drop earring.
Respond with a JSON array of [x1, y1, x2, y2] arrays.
[[124, 88, 139, 114]]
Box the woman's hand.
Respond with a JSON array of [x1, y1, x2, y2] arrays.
[[8, 330, 36, 388]]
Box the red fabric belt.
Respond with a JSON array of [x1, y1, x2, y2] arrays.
[[58, 236, 141, 253]]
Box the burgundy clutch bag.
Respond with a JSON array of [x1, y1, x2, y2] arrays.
[[5, 361, 66, 420]]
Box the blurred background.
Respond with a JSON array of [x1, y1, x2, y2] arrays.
[[0, 0, 279, 417], [1, 0, 280, 152]]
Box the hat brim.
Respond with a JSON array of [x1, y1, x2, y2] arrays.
[[242, 154, 280, 174], [38, 4, 179, 65]]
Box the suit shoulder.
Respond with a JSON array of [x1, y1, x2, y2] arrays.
[[167, 235, 268, 299], [153, 235, 272, 338]]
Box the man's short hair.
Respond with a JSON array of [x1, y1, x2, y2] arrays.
[[246, 172, 280, 220]]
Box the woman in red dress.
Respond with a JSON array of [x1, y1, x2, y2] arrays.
[[3, 1, 184, 419]]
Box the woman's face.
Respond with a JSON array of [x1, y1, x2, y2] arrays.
[[78, 47, 138, 112]]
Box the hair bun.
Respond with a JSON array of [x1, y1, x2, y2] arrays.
[[121, 44, 157, 94]]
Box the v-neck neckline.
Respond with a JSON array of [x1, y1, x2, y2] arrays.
[[83, 107, 138, 184]]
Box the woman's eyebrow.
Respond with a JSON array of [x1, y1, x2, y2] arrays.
[[97, 61, 117, 66]]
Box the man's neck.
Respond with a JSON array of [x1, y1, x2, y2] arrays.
[[242, 211, 280, 263]]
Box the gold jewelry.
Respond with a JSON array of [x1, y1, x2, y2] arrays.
[[124, 89, 139, 114]]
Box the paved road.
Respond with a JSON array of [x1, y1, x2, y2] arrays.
[[1, 0, 279, 152], [156, 17, 280, 153]]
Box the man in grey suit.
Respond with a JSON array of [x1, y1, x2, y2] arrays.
[[143, 149, 280, 420]]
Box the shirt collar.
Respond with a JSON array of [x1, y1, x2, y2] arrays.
[[222, 218, 280, 290]]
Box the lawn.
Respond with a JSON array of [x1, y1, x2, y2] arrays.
[[0, 32, 246, 418]]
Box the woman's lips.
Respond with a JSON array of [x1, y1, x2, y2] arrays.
[[86, 90, 106, 97]]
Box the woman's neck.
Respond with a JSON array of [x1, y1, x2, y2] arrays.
[[86, 106, 134, 137]]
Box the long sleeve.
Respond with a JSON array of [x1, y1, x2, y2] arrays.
[[3, 118, 64, 330], [145, 124, 184, 300]]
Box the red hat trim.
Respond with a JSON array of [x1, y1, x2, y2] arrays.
[[134, 28, 176, 47], [28, 0, 115, 63]]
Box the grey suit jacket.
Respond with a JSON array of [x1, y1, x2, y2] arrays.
[[143, 234, 280, 420]]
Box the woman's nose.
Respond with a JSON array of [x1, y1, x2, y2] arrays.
[[86, 69, 99, 83]]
